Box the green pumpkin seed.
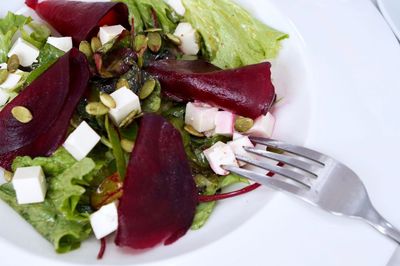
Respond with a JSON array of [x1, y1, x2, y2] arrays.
[[91, 37, 102, 52], [0, 69, 9, 85], [116, 78, 130, 90], [85, 102, 109, 116], [79, 41, 93, 59], [137, 56, 144, 68], [11, 106, 33, 123], [121, 138, 135, 153], [7, 54, 19, 73], [134, 34, 148, 52], [100, 92, 116, 109], [166, 33, 181, 46], [235, 116, 254, 132], [4, 170, 13, 182], [139, 79, 156, 100], [147, 32, 162, 53], [184, 125, 204, 137], [119, 110, 140, 128], [145, 28, 162, 33]]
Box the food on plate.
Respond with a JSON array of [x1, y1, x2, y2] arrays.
[[0, 0, 287, 257]]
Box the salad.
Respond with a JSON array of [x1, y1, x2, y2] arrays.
[[0, 0, 287, 258]]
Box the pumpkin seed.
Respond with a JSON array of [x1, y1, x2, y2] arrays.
[[134, 34, 148, 52], [184, 125, 204, 137], [137, 56, 144, 68], [85, 102, 109, 116], [0, 69, 9, 85], [11, 106, 33, 123], [100, 136, 113, 149], [166, 33, 181, 46], [100, 92, 116, 109], [121, 139, 135, 153], [4, 170, 13, 182], [7, 54, 19, 73], [91, 37, 102, 52], [147, 32, 162, 53], [139, 79, 156, 100], [119, 110, 140, 128], [116, 78, 130, 89], [79, 41, 93, 59], [235, 116, 254, 132], [145, 28, 162, 33]]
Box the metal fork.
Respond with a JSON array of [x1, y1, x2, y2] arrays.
[[223, 137, 400, 243]]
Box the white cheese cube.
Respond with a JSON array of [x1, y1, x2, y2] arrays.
[[233, 132, 244, 140], [63, 121, 101, 161], [214, 111, 235, 136], [0, 90, 10, 106], [46, 37, 73, 52], [0, 167, 7, 186], [0, 72, 22, 91], [228, 136, 255, 167], [90, 202, 119, 239], [108, 87, 141, 126], [166, 0, 186, 16], [203, 141, 238, 176], [99, 25, 125, 45], [173, 22, 200, 55], [247, 113, 276, 138], [12, 166, 47, 205], [185, 102, 218, 132], [8, 38, 40, 67]]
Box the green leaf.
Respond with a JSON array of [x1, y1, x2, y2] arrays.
[[0, 12, 32, 63], [182, 0, 288, 68], [25, 43, 65, 85], [0, 183, 91, 253], [115, 0, 178, 33], [105, 116, 127, 179], [21, 22, 51, 49]]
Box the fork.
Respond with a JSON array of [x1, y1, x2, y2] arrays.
[[223, 137, 400, 243]]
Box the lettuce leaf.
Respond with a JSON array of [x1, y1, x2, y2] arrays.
[[0, 12, 32, 63], [115, 0, 178, 33], [182, 0, 288, 69], [0, 150, 103, 253]]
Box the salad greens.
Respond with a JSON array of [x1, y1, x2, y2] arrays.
[[182, 0, 288, 68]]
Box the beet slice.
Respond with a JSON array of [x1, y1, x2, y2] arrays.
[[0, 49, 90, 169], [145, 60, 276, 119], [115, 114, 198, 249], [25, 0, 129, 45]]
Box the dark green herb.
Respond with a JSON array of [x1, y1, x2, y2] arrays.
[[105, 116, 126, 179]]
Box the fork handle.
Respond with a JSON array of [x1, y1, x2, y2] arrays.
[[363, 207, 400, 244]]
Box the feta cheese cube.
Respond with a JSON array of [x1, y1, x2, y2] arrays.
[[46, 37, 73, 52], [203, 141, 238, 175], [99, 25, 125, 45], [8, 38, 40, 67], [173, 22, 200, 55], [233, 132, 244, 140], [0, 72, 22, 91], [214, 111, 235, 136], [185, 102, 218, 132], [90, 202, 119, 239], [247, 113, 275, 138], [166, 0, 186, 16], [0, 167, 7, 185], [12, 166, 47, 204], [63, 121, 101, 161], [108, 87, 141, 126], [0, 90, 10, 106], [228, 136, 255, 166]]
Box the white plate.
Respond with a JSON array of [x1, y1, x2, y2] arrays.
[[1, 0, 400, 265], [378, 0, 400, 41]]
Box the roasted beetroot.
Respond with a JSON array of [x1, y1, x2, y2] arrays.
[[145, 60, 276, 119], [0, 49, 90, 169], [25, 0, 129, 45], [115, 114, 198, 249]]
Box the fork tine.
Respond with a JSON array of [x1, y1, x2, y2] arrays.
[[235, 155, 312, 188], [249, 137, 328, 164], [243, 147, 321, 176], [223, 165, 307, 195]]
